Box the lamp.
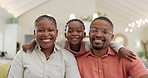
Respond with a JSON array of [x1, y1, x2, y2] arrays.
[[92, 13, 98, 20], [69, 13, 76, 20], [125, 19, 148, 32], [69, 0, 75, 20]]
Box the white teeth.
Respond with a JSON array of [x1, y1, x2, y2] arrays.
[[72, 38, 78, 40], [95, 40, 102, 43], [42, 39, 50, 42]]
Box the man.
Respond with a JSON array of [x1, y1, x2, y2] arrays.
[[77, 16, 148, 78]]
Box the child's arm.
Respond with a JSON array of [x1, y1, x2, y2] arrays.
[[22, 39, 36, 52], [110, 41, 136, 62]]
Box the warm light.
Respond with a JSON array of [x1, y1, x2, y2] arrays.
[[130, 29, 133, 32], [93, 13, 98, 20], [0, 4, 4, 8], [136, 41, 140, 47], [125, 19, 148, 32], [136, 20, 139, 24], [125, 28, 129, 32], [142, 21, 145, 24], [69, 13, 76, 20], [128, 23, 131, 27], [145, 19, 148, 23], [46, 14, 52, 16]]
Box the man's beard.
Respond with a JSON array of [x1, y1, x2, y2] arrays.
[[92, 45, 103, 50]]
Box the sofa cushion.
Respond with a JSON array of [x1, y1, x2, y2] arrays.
[[0, 64, 10, 78]]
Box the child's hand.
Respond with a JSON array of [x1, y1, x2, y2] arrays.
[[118, 47, 136, 62], [22, 39, 36, 52]]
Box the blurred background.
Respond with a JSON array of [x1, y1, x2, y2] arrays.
[[0, 1, 148, 76]]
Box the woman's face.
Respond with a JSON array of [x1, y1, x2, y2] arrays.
[[34, 19, 58, 49], [65, 21, 86, 45]]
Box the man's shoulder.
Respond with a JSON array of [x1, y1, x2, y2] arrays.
[[77, 51, 90, 60]]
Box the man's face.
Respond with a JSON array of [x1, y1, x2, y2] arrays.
[[65, 21, 86, 45], [34, 19, 57, 49], [89, 19, 114, 50]]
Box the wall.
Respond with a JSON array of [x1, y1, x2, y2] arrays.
[[3, 24, 19, 57], [0, 10, 14, 53], [95, 0, 147, 53], [18, 0, 96, 44], [0, 32, 3, 51]]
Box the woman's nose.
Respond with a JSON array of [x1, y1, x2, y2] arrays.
[[43, 31, 49, 36]]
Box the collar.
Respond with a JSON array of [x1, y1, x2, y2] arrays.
[[86, 47, 116, 57]]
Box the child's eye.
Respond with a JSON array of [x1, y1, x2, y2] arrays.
[[68, 30, 72, 33], [77, 30, 83, 33]]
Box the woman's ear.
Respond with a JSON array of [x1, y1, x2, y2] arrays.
[[33, 30, 35, 35], [64, 33, 67, 39]]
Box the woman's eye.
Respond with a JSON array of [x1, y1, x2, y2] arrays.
[[38, 30, 44, 32]]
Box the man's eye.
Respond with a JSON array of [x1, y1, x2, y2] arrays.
[[93, 29, 98, 32], [48, 29, 54, 32], [101, 30, 108, 34]]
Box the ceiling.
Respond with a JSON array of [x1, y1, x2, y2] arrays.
[[96, 0, 148, 22], [0, 0, 48, 18], [96, 0, 148, 32], [0, 0, 148, 31]]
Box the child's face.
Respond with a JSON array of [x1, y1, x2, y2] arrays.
[[65, 21, 86, 45]]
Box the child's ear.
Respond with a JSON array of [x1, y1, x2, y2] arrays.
[[83, 32, 86, 38]]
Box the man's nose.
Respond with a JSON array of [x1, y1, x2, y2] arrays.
[[95, 31, 103, 37]]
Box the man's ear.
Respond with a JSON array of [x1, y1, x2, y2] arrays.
[[111, 34, 114, 40]]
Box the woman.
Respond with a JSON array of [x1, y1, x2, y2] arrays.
[[8, 15, 80, 78]]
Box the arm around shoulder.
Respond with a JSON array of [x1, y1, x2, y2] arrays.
[[110, 41, 124, 52]]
